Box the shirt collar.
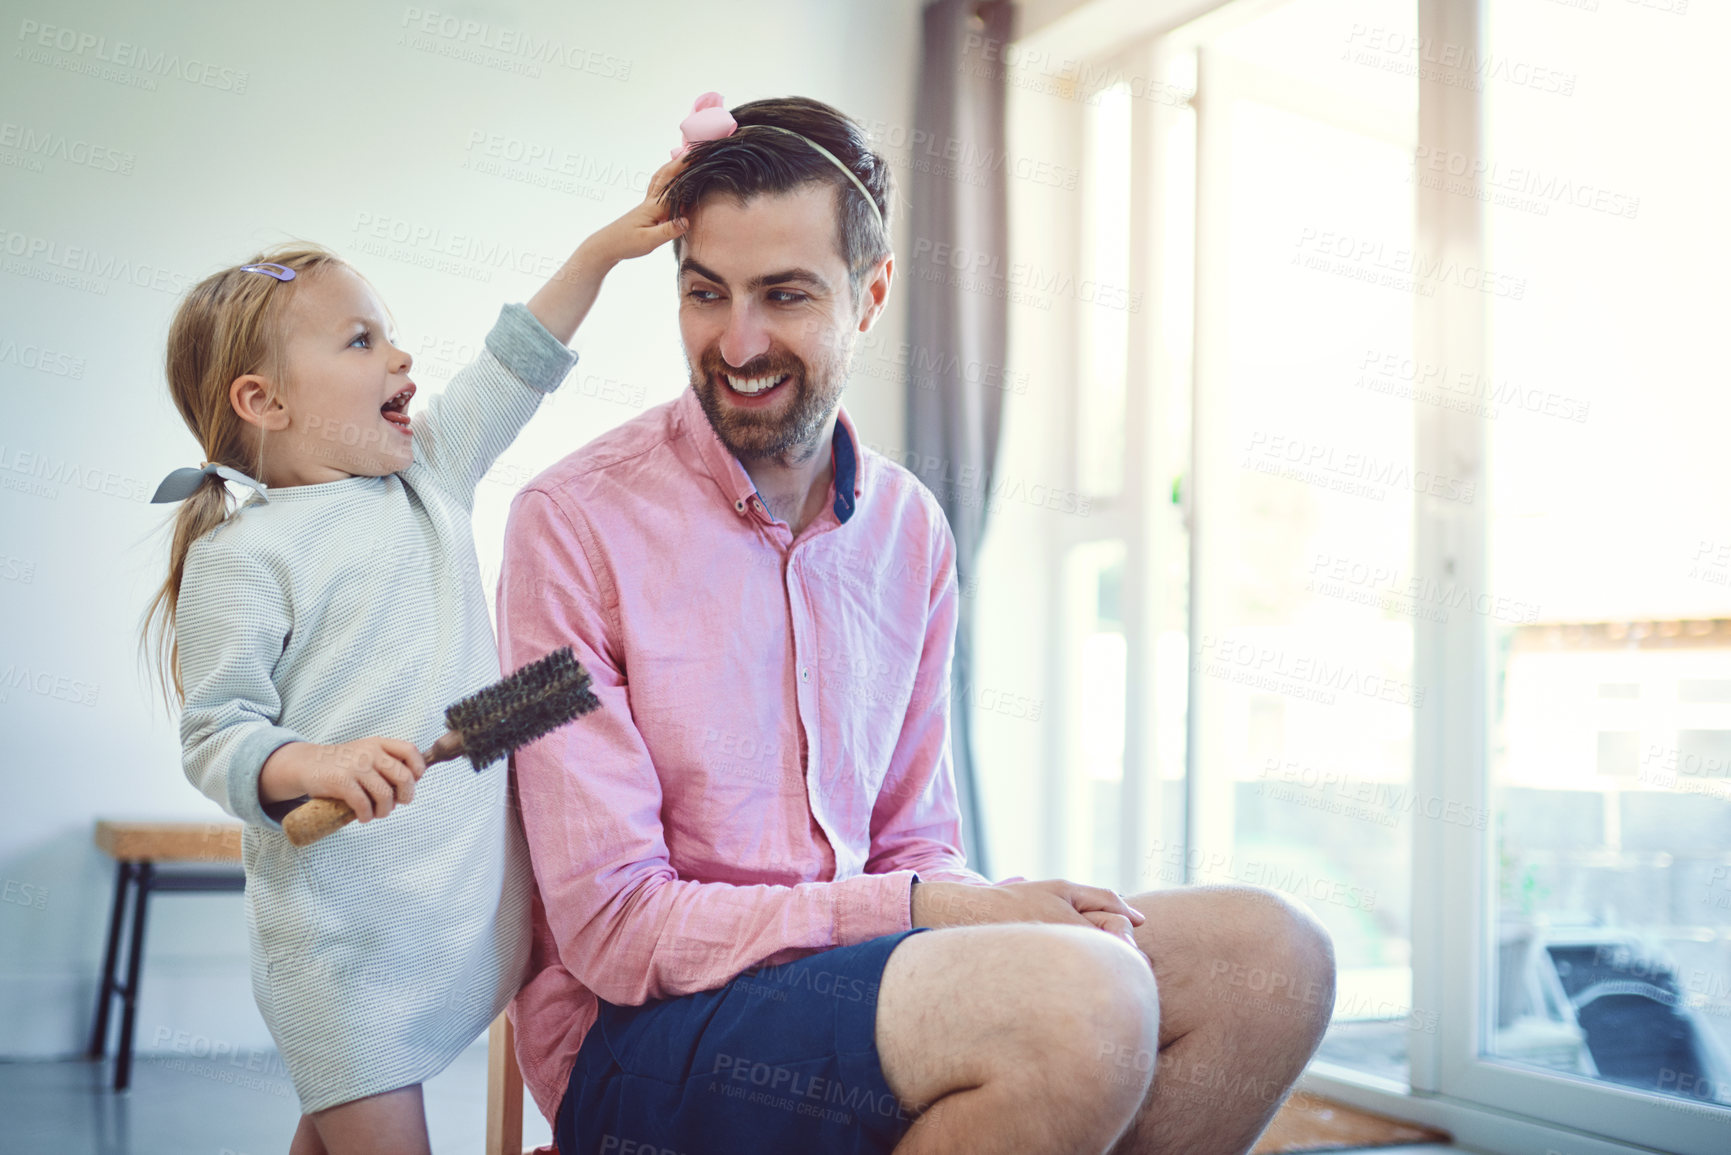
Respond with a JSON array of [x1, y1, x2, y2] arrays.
[[830, 407, 860, 525], [679, 388, 865, 527]]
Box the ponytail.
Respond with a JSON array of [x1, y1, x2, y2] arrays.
[[138, 472, 252, 709], [138, 243, 344, 713]]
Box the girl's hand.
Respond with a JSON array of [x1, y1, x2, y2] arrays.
[[527, 154, 692, 343], [580, 155, 692, 267], [260, 738, 427, 822]]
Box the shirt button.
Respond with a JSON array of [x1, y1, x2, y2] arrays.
[[800, 666, 810, 683], [734, 499, 747, 514]]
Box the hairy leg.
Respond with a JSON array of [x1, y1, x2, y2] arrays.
[[877, 923, 1160, 1155], [305, 1084, 431, 1155], [1110, 885, 1337, 1155]]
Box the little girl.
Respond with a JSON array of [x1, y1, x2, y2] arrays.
[[139, 156, 689, 1154]]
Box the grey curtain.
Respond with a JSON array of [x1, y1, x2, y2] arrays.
[[905, 0, 1012, 877]]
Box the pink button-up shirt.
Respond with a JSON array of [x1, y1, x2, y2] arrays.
[[496, 388, 989, 1123]]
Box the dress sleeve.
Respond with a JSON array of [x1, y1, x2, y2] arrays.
[[413, 303, 578, 511], [498, 487, 917, 1006], [176, 536, 307, 831], [865, 512, 992, 886]]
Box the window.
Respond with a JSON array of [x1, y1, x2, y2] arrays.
[[982, 0, 1731, 1150]]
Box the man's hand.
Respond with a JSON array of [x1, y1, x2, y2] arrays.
[[911, 879, 1144, 948]]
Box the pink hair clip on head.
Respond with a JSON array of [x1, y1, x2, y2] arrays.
[[673, 92, 737, 159], [668, 92, 885, 233]]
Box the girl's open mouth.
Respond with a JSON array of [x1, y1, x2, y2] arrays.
[[381, 383, 415, 432]]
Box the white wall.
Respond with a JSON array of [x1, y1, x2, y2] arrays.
[[0, 0, 924, 1058]]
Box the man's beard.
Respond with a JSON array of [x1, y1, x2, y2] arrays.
[[690, 343, 847, 466]]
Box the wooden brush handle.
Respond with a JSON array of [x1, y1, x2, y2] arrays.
[[280, 731, 468, 848], [283, 798, 356, 847]]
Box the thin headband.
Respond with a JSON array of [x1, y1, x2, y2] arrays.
[[673, 93, 886, 235], [745, 125, 885, 234]]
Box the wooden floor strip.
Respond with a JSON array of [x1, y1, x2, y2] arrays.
[[1252, 1092, 1452, 1153]]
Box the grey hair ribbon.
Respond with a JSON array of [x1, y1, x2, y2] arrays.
[[150, 462, 270, 504]]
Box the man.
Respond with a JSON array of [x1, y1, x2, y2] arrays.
[[498, 96, 1335, 1155]]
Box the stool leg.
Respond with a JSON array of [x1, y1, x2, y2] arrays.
[[486, 1013, 523, 1155], [115, 862, 153, 1091], [88, 861, 132, 1059]]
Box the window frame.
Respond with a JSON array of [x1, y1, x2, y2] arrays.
[[1002, 0, 1731, 1150]]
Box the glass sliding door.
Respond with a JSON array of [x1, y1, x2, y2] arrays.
[[1434, 0, 1731, 1148], [997, 0, 1730, 1144], [1188, 0, 1421, 1088]]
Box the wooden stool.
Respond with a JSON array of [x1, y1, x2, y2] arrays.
[[486, 1013, 521, 1155], [487, 1012, 560, 1154], [88, 820, 244, 1090], [488, 1012, 559, 1154]]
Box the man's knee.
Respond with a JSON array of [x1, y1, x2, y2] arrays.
[[1209, 886, 1338, 1030], [1023, 927, 1161, 1104], [1254, 888, 1336, 989]]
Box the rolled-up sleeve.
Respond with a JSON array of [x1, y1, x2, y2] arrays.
[[414, 303, 578, 510]]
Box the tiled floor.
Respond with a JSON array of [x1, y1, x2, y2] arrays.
[[0, 1049, 1474, 1153], [1, 1042, 551, 1154]]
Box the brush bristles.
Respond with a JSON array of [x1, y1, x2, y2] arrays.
[[446, 646, 600, 771]]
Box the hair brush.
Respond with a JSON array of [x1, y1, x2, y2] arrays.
[[281, 646, 599, 847]]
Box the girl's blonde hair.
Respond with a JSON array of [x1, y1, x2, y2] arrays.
[[139, 243, 347, 710]]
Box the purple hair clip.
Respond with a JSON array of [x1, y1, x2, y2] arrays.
[[239, 262, 296, 281]]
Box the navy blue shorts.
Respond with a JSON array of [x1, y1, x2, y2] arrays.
[[555, 928, 929, 1155]]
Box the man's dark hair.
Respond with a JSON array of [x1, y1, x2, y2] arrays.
[[662, 96, 894, 300]]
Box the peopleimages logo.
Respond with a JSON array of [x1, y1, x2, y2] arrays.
[[0, 229, 195, 296], [1243, 430, 1476, 505], [1354, 347, 1590, 424], [1306, 551, 1541, 625], [1293, 228, 1527, 300], [1259, 757, 1490, 830], [1341, 24, 1576, 97], [0, 664, 101, 707], [15, 19, 250, 93], [397, 8, 631, 80], [0, 335, 85, 378], [858, 118, 1079, 191], [1194, 633, 1425, 709], [348, 211, 574, 284], [0, 443, 151, 503], [1411, 147, 1640, 221], [959, 34, 1193, 110], [708, 1053, 910, 1123], [908, 238, 1143, 313], [867, 442, 1093, 518], [0, 121, 135, 174], [462, 131, 651, 198]]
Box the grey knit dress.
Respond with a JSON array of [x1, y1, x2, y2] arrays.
[[175, 303, 576, 1112]]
